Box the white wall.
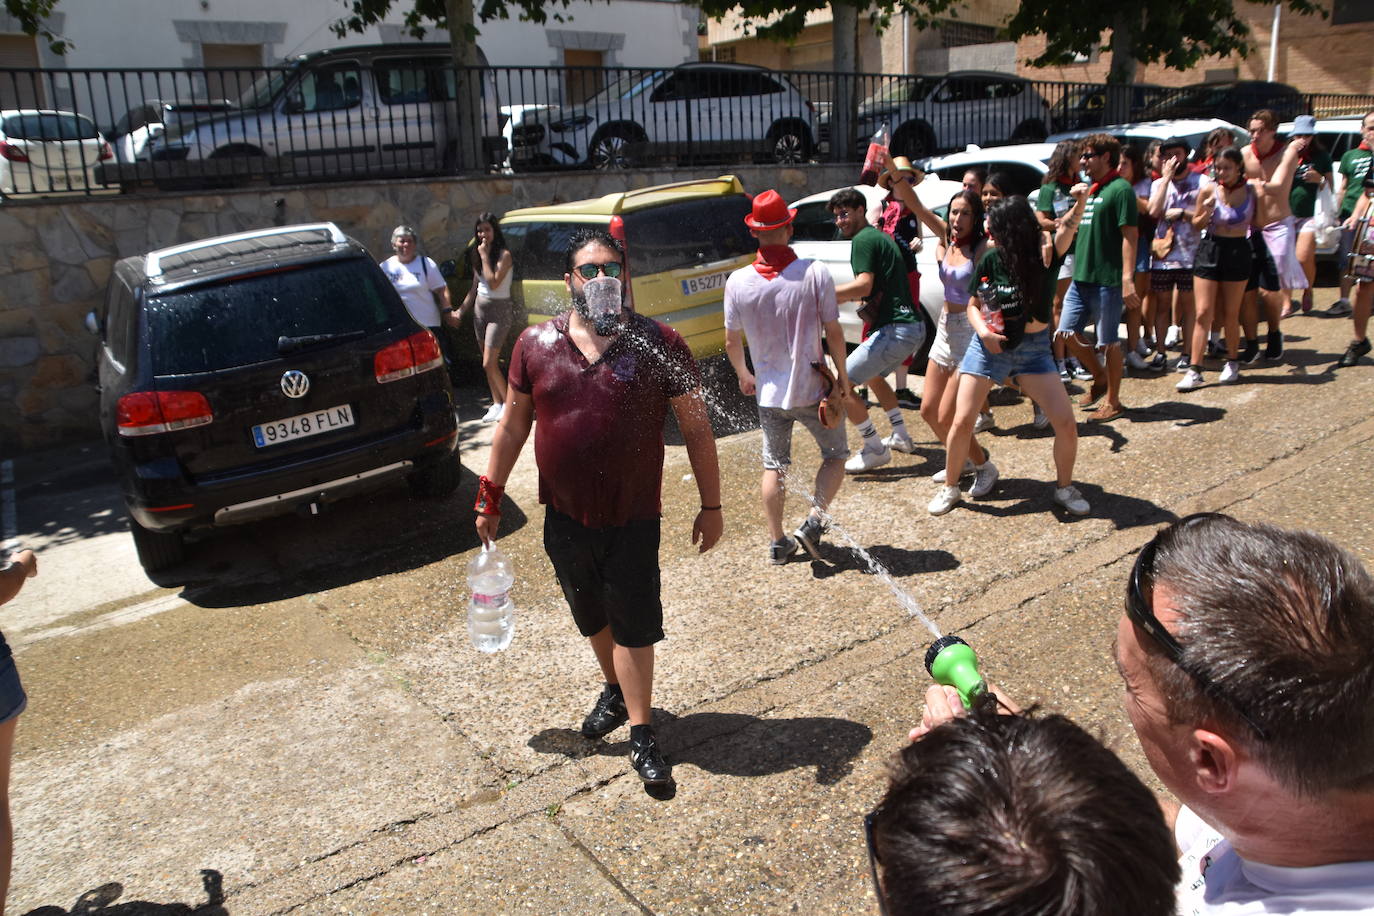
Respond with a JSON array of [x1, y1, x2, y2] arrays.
[[2, 0, 698, 125]]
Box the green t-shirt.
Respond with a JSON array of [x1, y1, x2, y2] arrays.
[[1072, 176, 1138, 287], [1338, 147, 1372, 218], [1290, 149, 1334, 219], [969, 247, 1056, 336], [850, 225, 917, 326]]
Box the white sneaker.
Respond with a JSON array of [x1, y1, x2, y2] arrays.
[[882, 432, 917, 454], [845, 445, 891, 473], [1175, 356, 1191, 373], [1032, 404, 1050, 429], [1218, 360, 1240, 384], [1053, 484, 1091, 516], [1176, 368, 1205, 391], [973, 411, 995, 433], [970, 460, 999, 499], [1164, 325, 1182, 349], [1329, 297, 1353, 317], [482, 402, 505, 422], [1125, 350, 1148, 371], [928, 485, 962, 516], [1136, 337, 1152, 357], [932, 459, 975, 484]]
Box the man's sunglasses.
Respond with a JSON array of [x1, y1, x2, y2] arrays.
[[1125, 512, 1271, 740], [572, 261, 624, 280], [1080, 151, 1101, 160]]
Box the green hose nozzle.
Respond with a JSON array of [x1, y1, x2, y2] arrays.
[[924, 635, 986, 708]]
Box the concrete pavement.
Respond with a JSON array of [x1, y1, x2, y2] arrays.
[[8, 299, 1374, 914]]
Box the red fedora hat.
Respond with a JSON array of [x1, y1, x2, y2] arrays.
[[743, 189, 797, 230]]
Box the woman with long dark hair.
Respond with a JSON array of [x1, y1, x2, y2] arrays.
[[883, 164, 995, 487], [458, 211, 515, 421], [929, 196, 1091, 517]]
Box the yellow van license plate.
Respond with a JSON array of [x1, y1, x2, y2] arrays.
[[681, 270, 730, 296]]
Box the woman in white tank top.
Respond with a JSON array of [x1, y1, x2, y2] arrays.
[[457, 212, 516, 422]]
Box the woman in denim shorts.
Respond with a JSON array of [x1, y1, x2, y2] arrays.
[[930, 198, 1092, 517], [0, 548, 35, 911]]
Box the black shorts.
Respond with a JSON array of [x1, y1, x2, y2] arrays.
[[543, 508, 664, 648], [1151, 268, 1194, 293], [1194, 235, 1251, 284], [1246, 232, 1279, 292]]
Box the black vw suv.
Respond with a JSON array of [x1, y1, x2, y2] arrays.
[[90, 222, 460, 573]]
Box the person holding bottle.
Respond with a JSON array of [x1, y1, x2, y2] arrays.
[[474, 228, 723, 788], [930, 195, 1092, 517]]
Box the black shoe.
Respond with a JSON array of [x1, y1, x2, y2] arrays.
[[1264, 329, 1284, 361], [895, 387, 922, 410], [1240, 338, 1262, 365], [793, 514, 827, 560], [581, 685, 628, 739], [1206, 337, 1225, 359], [1338, 338, 1372, 368], [629, 727, 672, 785]]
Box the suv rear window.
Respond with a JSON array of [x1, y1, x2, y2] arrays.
[[3, 112, 98, 140], [145, 258, 394, 374], [621, 196, 756, 275], [503, 221, 605, 281]]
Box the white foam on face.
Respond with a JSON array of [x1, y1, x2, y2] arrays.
[[537, 325, 559, 346]]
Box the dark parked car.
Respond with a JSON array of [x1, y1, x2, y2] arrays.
[[1049, 84, 1168, 132], [1141, 80, 1306, 126], [89, 222, 460, 572]]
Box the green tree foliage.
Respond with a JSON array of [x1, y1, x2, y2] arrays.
[[5, 0, 71, 53], [1004, 0, 1326, 83]]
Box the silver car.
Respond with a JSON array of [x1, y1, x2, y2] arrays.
[[510, 62, 816, 170]]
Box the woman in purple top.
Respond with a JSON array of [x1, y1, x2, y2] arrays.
[[1180, 142, 1302, 390]]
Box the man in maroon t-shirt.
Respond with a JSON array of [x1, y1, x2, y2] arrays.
[[474, 228, 723, 787]]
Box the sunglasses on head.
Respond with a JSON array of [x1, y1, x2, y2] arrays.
[[572, 261, 624, 280], [1125, 512, 1271, 741]]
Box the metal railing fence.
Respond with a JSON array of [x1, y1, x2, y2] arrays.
[[0, 62, 1370, 198]]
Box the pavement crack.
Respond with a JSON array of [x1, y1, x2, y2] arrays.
[[556, 821, 657, 916]]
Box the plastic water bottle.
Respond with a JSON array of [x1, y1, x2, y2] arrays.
[[468, 543, 515, 653], [977, 276, 1004, 334]]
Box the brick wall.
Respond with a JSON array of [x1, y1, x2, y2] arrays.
[[1015, 13, 1374, 95]]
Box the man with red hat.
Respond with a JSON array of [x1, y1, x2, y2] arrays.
[[725, 189, 853, 564]]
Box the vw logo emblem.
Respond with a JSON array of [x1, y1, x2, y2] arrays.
[[281, 370, 310, 399]]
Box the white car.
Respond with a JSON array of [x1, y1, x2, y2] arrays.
[[917, 142, 1058, 199], [1046, 118, 1252, 159], [789, 178, 964, 345], [0, 109, 116, 198], [510, 62, 816, 170], [1279, 117, 1363, 259]]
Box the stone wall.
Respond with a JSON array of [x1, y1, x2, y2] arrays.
[[0, 164, 853, 452]]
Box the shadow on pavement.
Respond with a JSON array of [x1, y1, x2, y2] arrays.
[[942, 479, 1175, 531], [23, 869, 226, 915], [806, 545, 959, 580], [529, 710, 873, 787], [164, 465, 529, 607]]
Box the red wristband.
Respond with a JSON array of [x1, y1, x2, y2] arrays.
[[475, 475, 505, 516]]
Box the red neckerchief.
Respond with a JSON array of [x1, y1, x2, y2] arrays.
[[1360, 141, 1371, 152], [1189, 156, 1213, 175], [1088, 169, 1120, 197], [1151, 169, 1162, 181], [1056, 174, 1074, 187], [753, 244, 798, 279], [952, 231, 983, 250], [1251, 140, 1282, 163], [1221, 174, 1247, 192]]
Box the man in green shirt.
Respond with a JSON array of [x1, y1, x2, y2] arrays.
[[1057, 133, 1139, 422], [1332, 110, 1374, 316], [828, 188, 926, 471]]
